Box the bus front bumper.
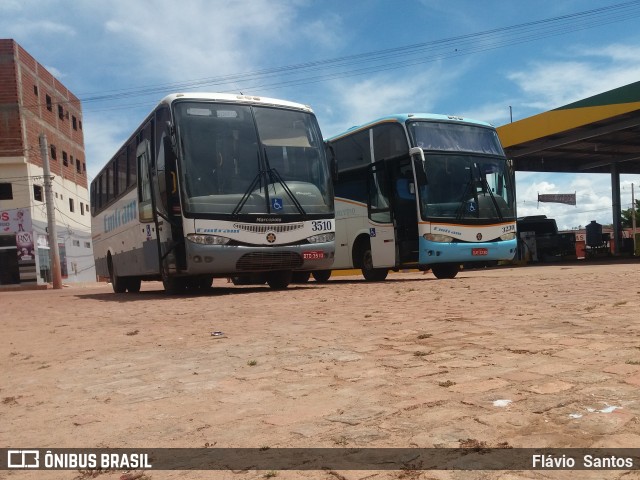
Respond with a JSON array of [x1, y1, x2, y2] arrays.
[[183, 241, 335, 275], [419, 238, 517, 265]]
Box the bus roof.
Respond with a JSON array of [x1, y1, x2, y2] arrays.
[[326, 113, 495, 141], [158, 92, 314, 113]]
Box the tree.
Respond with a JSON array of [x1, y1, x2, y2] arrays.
[[620, 199, 640, 229]]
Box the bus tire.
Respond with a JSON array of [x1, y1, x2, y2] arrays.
[[312, 270, 331, 283], [431, 263, 460, 279], [107, 254, 127, 293], [360, 245, 388, 282], [266, 270, 292, 290], [292, 272, 311, 284], [162, 273, 185, 295], [197, 275, 214, 289], [126, 278, 141, 293]]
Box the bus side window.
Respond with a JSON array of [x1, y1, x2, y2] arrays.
[[372, 123, 407, 161], [333, 129, 371, 172]]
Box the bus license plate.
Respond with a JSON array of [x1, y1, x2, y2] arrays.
[[472, 248, 488, 256], [303, 251, 324, 260]]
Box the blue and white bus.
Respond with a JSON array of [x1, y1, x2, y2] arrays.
[[318, 113, 516, 281], [91, 93, 335, 293]]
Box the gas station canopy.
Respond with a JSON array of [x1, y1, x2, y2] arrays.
[[498, 81, 640, 174], [496, 81, 640, 253]]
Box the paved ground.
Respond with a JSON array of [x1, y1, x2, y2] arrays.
[[2, 262, 640, 480]]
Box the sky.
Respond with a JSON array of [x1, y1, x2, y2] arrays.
[[2, 0, 640, 230]]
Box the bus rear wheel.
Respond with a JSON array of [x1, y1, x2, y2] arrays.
[[312, 270, 331, 283], [360, 246, 388, 282], [108, 255, 127, 293], [266, 270, 292, 290], [431, 263, 460, 279]]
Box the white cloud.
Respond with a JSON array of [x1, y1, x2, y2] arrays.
[[322, 62, 467, 137], [507, 43, 640, 112]]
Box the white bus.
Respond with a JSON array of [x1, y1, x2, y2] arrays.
[[91, 93, 335, 293], [316, 113, 516, 281]]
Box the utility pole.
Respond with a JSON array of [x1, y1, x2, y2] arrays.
[[39, 133, 63, 289]]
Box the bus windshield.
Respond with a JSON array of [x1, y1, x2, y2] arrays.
[[408, 121, 504, 155], [174, 102, 333, 216], [416, 153, 516, 221]]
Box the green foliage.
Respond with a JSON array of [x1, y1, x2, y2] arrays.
[[620, 199, 640, 229]]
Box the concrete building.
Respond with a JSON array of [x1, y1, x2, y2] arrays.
[[0, 39, 95, 286]]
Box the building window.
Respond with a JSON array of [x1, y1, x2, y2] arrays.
[[50, 145, 57, 160], [72, 115, 77, 130], [46, 94, 52, 111], [33, 85, 38, 96], [80, 202, 84, 215], [58, 105, 64, 120], [79, 120, 82, 130], [82, 162, 86, 172], [63, 151, 68, 167], [33, 185, 43, 202], [76, 158, 81, 173], [72, 239, 80, 247], [69, 198, 75, 212], [0, 183, 13, 200], [84, 241, 91, 248], [55, 192, 58, 199]]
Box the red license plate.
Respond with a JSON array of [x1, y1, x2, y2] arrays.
[[303, 250, 324, 260], [472, 248, 488, 256]]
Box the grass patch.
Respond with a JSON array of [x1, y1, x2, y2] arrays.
[[438, 380, 456, 387], [417, 333, 432, 339], [247, 360, 258, 366]]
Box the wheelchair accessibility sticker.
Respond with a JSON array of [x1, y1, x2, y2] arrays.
[[466, 201, 478, 214], [271, 198, 283, 211], [369, 228, 376, 237]]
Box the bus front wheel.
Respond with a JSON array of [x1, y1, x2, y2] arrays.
[[431, 263, 460, 279], [292, 272, 311, 284], [266, 270, 292, 290], [127, 278, 141, 293], [162, 272, 186, 295], [360, 246, 388, 282], [312, 270, 331, 283]]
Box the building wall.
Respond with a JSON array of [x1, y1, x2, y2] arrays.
[[0, 39, 95, 285]]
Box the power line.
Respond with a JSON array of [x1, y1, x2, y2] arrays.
[[15, 1, 640, 113]]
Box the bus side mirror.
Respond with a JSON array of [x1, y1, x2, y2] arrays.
[[409, 147, 427, 184]]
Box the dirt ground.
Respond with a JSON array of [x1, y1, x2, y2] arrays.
[[2, 262, 640, 480]]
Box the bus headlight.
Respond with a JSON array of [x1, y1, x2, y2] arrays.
[[187, 233, 230, 245], [500, 232, 516, 241], [307, 232, 335, 243], [423, 233, 454, 243]]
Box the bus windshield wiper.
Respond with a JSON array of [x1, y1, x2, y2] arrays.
[[455, 176, 478, 220], [481, 177, 503, 221], [264, 148, 306, 216], [232, 151, 263, 215]]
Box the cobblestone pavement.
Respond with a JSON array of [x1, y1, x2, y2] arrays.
[[2, 262, 640, 480]]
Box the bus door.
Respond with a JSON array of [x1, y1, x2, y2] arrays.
[[137, 140, 160, 273], [392, 158, 420, 263], [366, 160, 396, 267]]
